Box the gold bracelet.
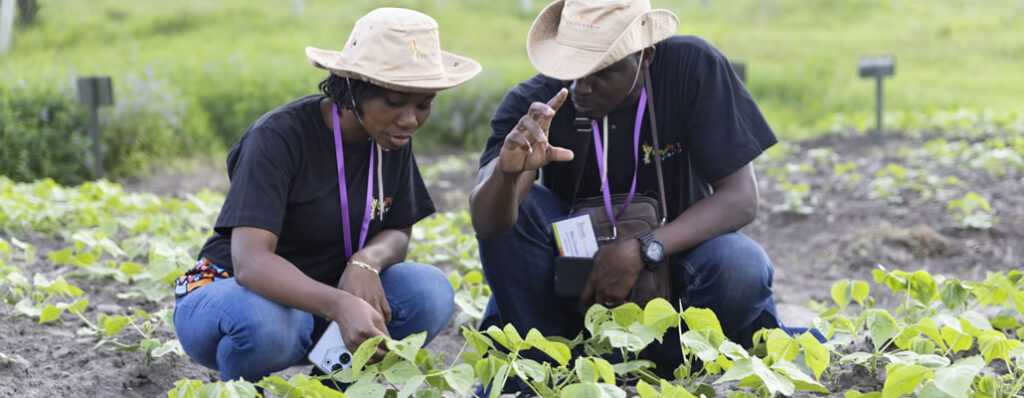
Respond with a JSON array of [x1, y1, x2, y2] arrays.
[[348, 259, 380, 275]]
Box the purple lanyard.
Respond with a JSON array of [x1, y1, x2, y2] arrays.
[[332, 103, 375, 260], [590, 87, 647, 237]]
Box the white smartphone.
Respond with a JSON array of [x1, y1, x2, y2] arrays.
[[308, 321, 353, 375]]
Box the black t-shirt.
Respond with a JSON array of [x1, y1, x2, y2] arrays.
[[199, 95, 435, 286], [481, 36, 777, 220]]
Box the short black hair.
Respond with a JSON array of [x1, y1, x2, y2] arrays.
[[318, 74, 384, 116]]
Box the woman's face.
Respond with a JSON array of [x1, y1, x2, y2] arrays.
[[358, 89, 436, 150]]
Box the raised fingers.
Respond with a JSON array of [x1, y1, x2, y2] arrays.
[[546, 88, 568, 112]]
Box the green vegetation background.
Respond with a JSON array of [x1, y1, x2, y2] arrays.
[[1, 0, 1022, 182]]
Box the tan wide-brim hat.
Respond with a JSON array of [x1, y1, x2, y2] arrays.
[[306, 8, 482, 93], [527, 0, 679, 81]]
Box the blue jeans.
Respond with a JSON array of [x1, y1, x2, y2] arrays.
[[478, 184, 780, 370], [173, 262, 454, 382]]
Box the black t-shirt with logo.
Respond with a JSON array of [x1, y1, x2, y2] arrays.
[[199, 95, 435, 286], [481, 36, 777, 221]]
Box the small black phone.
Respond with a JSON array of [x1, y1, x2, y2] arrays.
[[553, 256, 594, 298]]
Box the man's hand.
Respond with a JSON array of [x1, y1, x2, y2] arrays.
[[338, 261, 391, 323], [330, 290, 390, 362], [580, 239, 645, 310], [497, 88, 574, 174]]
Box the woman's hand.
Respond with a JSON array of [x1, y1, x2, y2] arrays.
[[330, 289, 390, 362], [338, 260, 392, 323]]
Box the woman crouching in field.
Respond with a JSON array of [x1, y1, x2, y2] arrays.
[[171, 8, 481, 382]]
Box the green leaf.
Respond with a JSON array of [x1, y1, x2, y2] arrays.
[[642, 298, 678, 334], [717, 357, 795, 396], [659, 380, 698, 398], [717, 340, 750, 361], [681, 307, 725, 343], [103, 315, 130, 336], [940, 279, 970, 309], [979, 331, 1023, 365], [893, 326, 919, 350], [771, 360, 830, 393], [512, 358, 546, 383], [396, 375, 425, 398], [611, 302, 643, 327], [473, 357, 505, 387], [47, 248, 74, 265], [443, 364, 475, 395], [796, 332, 829, 380], [575, 357, 598, 383], [344, 381, 387, 398], [386, 332, 427, 364], [485, 326, 511, 350], [383, 361, 422, 384], [139, 338, 161, 354], [940, 326, 973, 354], [525, 329, 571, 366], [592, 357, 616, 384], [152, 340, 183, 358], [910, 337, 937, 355], [831, 280, 851, 310], [909, 270, 939, 305], [680, 330, 719, 363], [882, 363, 931, 398], [865, 309, 899, 351], [502, 324, 525, 349], [852, 281, 870, 306], [39, 305, 62, 323], [636, 380, 660, 398], [611, 359, 654, 375], [931, 356, 984, 397], [1011, 290, 1024, 318], [916, 317, 946, 351], [67, 298, 88, 314], [562, 382, 605, 398], [350, 335, 385, 378], [118, 262, 144, 277], [604, 330, 647, 352], [766, 328, 800, 362], [463, 326, 495, 355], [959, 311, 993, 335], [584, 304, 612, 335]]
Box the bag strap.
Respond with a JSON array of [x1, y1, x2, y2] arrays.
[[643, 68, 669, 225], [569, 117, 592, 202], [569, 68, 668, 225]]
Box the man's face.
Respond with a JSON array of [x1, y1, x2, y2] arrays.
[[568, 54, 643, 119]]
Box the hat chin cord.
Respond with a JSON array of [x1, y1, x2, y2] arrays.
[[345, 77, 371, 136]]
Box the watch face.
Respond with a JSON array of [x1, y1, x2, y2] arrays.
[[645, 242, 663, 262]]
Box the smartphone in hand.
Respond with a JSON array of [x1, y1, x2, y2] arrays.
[[308, 321, 353, 375]]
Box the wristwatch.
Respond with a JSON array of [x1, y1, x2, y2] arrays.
[[636, 232, 664, 269]]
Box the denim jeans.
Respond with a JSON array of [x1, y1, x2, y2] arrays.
[[477, 184, 781, 371], [173, 261, 454, 382]]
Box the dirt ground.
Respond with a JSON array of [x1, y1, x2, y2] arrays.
[[1, 133, 1021, 397]]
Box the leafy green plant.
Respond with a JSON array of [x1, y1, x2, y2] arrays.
[[947, 191, 998, 229], [770, 181, 814, 215]]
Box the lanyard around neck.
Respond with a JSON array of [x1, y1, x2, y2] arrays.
[[590, 87, 647, 239], [332, 103, 375, 260]]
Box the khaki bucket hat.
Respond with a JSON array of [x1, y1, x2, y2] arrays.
[[527, 0, 679, 81], [306, 8, 482, 93]]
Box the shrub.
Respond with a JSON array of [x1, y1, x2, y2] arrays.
[[0, 79, 93, 184], [99, 72, 218, 178]]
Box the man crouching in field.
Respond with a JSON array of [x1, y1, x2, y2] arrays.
[[469, 0, 783, 381]]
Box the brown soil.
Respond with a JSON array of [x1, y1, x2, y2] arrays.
[[1, 134, 1021, 397]]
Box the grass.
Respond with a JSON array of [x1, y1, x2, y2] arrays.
[[1, 0, 1022, 142]]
